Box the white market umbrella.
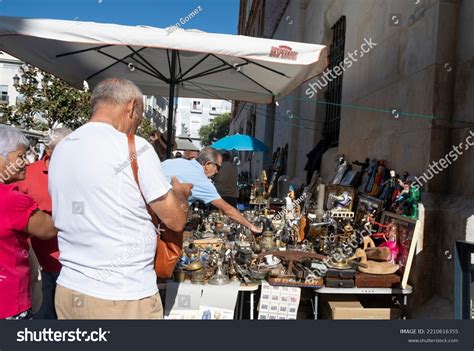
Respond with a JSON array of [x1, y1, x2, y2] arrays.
[[0, 16, 327, 157]]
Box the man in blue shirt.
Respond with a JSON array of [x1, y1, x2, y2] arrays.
[[162, 147, 262, 234]]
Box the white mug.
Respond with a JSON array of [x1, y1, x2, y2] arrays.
[[264, 254, 274, 265]]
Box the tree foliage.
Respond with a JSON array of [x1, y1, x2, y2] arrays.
[[198, 112, 231, 146], [0, 65, 90, 131], [136, 117, 157, 141]]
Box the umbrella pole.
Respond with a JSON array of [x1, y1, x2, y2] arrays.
[[166, 50, 178, 160]]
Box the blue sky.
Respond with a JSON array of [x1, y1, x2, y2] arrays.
[[0, 0, 239, 34]]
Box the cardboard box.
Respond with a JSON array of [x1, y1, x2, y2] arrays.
[[324, 297, 401, 320]]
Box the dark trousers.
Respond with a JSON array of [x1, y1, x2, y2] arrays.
[[34, 271, 59, 319], [222, 196, 238, 207]]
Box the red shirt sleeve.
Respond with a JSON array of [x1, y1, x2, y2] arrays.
[[6, 188, 39, 232]]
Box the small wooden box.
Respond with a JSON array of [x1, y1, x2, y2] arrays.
[[355, 272, 401, 288]]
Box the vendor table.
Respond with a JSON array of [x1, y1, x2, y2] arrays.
[[313, 286, 413, 320]]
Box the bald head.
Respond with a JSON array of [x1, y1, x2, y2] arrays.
[[91, 78, 143, 115]]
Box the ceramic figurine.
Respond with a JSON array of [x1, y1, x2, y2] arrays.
[[329, 191, 352, 209], [284, 186, 295, 220]]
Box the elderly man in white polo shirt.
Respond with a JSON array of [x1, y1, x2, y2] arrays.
[[49, 78, 191, 319]]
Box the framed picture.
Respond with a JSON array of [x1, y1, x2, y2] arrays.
[[325, 185, 355, 211], [354, 194, 385, 225], [378, 211, 420, 288]]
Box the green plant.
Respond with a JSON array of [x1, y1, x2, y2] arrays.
[[198, 112, 231, 146], [0, 65, 91, 131]]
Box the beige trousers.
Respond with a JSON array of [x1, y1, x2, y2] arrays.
[[55, 285, 163, 320]]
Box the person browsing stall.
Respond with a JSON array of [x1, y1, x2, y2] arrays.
[[0, 126, 57, 320], [161, 147, 262, 234], [212, 153, 239, 207], [16, 127, 71, 320], [48, 78, 192, 320]]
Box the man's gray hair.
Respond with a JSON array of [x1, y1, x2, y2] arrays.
[[90, 78, 143, 115], [0, 126, 29, 159], [46, 127, 72, 150], [196, 147, 221, 165]]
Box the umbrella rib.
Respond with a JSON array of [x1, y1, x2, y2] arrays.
[[181, 61, 250, 83], [177, 51, 184, 80], [56, 44, 112, 58], [85, 49, 141, 81], [243, 58, 290, 78], [93, 49, 163, 80], [180, 63, 230, 82], [210, 54, 274, 96], [186, 81, 230, 101], [178, 53, 211, 80], [183, 80, 271, 96], [126, 46, 169, 82], [179, 86, 220, 100], [166, 49, 173, 81]]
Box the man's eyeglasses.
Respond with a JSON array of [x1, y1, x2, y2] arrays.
[[213, 162, 222, 172]]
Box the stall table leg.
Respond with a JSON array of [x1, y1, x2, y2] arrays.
[[250, 291, 255, 320], [314, 293, 319, 320], [239, 292, 244, 319]]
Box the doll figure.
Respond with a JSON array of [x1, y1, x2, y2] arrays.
[[365, 159, 379, 193], [392, 177, 420, 219], [391, 171, 409, 202], [331, 155, 349, 185], [378, 223, 400, 264], [378, 170, 398, 209], [369, 160, 387, 196], [397, 226, 410, 269], [284, 186, 295, 220], [369, 216, 401, 264], [353, 158, 370, 190]]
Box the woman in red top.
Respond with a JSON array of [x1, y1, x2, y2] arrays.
[[0, 126, 57, 320]]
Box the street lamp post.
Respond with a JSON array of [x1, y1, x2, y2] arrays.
[[12, 74, 20, 87], [13, 71, 39, 89]]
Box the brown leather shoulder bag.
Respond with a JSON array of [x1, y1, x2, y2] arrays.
[[127, 133, 183, 279]]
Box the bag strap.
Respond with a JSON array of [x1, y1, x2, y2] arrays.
[[127, 133, 161, 230], [127, 132, 141, 189]]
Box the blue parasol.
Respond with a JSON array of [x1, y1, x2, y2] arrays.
[[211, 134, 269, 152]]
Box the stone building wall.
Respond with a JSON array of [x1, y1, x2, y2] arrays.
[[237, 0, 474, 317]]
